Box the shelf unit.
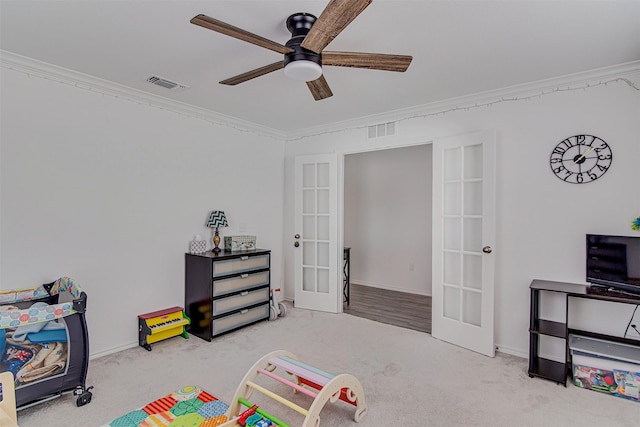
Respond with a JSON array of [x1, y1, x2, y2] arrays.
[[528, 280, 576, 385], [528, 279, 640, 386]]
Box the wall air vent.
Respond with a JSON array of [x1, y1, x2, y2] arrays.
[[146, 76, 189, 90], [367, 121, 397, 139]]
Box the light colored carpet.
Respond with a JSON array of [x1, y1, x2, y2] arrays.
[[17, 303, 638, 426]]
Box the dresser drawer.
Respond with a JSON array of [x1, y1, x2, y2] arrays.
[[212, 304, 269, 336], [212, 287, 270, 316], [213, 271, 269, 297], [212, 253, 270, 277]]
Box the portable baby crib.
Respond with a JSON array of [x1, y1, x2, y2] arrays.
[[0, 277, 93, 409], [221, 350, 368, 427]]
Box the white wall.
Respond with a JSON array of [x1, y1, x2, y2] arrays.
[[3, 56, 638, 360], [284, 67, 640, 357], [344, 145, 432, 295], [0, 67, 285, 356]]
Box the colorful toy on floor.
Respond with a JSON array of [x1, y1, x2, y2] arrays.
[[268, 288, 286, 321], [101, 351, 367, 426], [138, 306, 190, 351], [222, 350, 368, 427], [238, 404, 258, 425]]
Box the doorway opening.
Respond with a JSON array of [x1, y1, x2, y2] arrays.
[[342, 143, 432, 334]]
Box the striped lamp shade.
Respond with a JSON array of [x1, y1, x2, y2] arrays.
[[205, 211, 228, 229]]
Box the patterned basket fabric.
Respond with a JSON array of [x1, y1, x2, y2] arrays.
[[190, 240, 207, 254], [101, 386, 229, 427]]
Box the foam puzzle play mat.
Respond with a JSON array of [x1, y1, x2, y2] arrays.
[[101, 386, 230, 427]]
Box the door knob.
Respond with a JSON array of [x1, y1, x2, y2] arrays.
[[482, 246, 493, 254], [294, 234, 300, 239]]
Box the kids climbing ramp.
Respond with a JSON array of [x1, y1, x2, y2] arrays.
[[222, 350, 368, 427]]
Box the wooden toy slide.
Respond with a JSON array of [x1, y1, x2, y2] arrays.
[[220, 350, 368, 427], [0, 372, 18, 427]]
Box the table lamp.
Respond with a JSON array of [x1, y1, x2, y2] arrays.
[[206, 210, 228, 253]]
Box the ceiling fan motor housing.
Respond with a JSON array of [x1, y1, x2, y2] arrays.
[[284, 13, 321, 68]]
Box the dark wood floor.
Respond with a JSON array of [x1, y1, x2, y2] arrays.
[[343, 283, 432, 334]]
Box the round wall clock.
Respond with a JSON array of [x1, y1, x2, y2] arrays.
[[549, 134, 612, 184]]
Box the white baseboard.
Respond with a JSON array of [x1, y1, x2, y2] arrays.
[[351, 280, 432, 297], [495, 344, 528, 359], [90, 342, 138, 360]]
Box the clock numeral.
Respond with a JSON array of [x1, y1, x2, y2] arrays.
[[598, 154, 612, 160], [596, 164, 609, 172], [553, 146, 567, 155], [550, 158, 563, 164], [588, 172, 598, 180], [576, 173, 584, 183], [594, 143, 609, 153], [576, 135, 587, 145], [561, 138, 575, 150], [553, 166, 565, 174]]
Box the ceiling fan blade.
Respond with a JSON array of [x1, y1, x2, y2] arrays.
[[191, 14, 293, 55], [306, 75, 333, 101], [301, 0, 372, 53], [220, 61, 284, 85], [322, 51, 412, 72]]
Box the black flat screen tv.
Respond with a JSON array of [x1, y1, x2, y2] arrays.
[[586, 234, 640, 295]]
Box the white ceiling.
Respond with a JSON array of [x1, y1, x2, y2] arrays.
[[2, 0, 640, 133]]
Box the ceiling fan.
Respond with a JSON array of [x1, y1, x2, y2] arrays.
[[190, 0, 412, 101]]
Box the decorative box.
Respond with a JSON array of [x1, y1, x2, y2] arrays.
[[189, 240, 207, 254], [224, 235, 256, 251]]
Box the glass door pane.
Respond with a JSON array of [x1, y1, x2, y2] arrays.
[[441, 144, 484, 326]]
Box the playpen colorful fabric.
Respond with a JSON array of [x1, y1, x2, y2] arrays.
[[0, 277, 83, 328]]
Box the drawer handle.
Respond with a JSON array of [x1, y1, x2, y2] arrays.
[[241, 274, 249, 279], [241, 256, 249, 261], [240, 291, 249, 296], [240, 309, 249, 314]]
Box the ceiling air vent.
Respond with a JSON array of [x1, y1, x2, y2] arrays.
[[367, 121, 397, 139], [146, 75, 189, 90]]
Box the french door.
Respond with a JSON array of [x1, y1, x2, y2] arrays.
[[293, 154, 340, 313], [432, 130, 496, 357]]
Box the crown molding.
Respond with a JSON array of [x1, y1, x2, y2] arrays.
[[0, 50, 286, 141], [3, 50, 637, 143], [285, 60, 640, 142]]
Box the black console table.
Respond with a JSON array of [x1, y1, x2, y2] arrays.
[[528, 279, 640, 385]]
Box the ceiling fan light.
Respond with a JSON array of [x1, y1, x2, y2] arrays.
[[284, 60, 322, 82]]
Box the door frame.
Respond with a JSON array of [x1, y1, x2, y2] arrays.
[[337, 138, 434, 313]]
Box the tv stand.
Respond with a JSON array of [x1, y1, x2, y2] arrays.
[[528, 279, 640, 386]]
